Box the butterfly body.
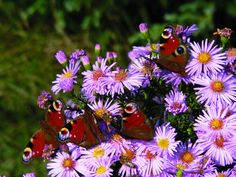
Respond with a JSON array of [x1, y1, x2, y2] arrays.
[[58, 110, 104, 148], [22, 100, 65, 163], [120, 103, 155, 140], [155, 25, 189, 75]]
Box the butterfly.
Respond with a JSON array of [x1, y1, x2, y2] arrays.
[[22, 99, 65, 163], [154, 25, 189, 75], [58, 110, 105, 148], [112, 102, 155, 140]]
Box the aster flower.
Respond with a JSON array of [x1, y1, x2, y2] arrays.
[[54, 50, 67, 64], [51, 60, 80, 94], [194, 73, 236, 105], [171, 141, 204, 174], [164, 90, 188, 116], [83, 157, 114, 177], [79, 142, 116, 164], [205, 169, 232, 177], [198, 135, 234, 166], [194, 104, 236, 141], [47, 150, 82, 177], [89, 99, 121, 119], [186, 39, 226, 77], [101, 67, 144, 97], [37, 91, 52, 109], [82, 58, 115, 96], [151, 123, 180, 157], [129, 57, 159, 80], [186, 156, 216, 176], [110, 134, 132, 156], [23, 172, 36, 177], [70, 49, 86, 61], [135, 146, 165, 177]]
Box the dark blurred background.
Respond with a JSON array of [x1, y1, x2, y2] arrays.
[[1, 0, 236, 176]]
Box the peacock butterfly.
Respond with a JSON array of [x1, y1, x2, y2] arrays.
[[113, 102, 155, 140], [58, 110, 105, 148], [22, 100, 65, 163], [154, 25, 189, 75]]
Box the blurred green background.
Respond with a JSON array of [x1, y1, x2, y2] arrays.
[[1, 0, 236, 176]]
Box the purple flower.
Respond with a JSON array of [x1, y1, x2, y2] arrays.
[[129, 57, 158, 79], [194, 104, 236, 141], [79, 157, 114, 177], [47, 150, 82, 177], [70, 49, 86, 61], [82, 58, 115, 96], [164, 90, 188, 116], [54, 50, 67, 64], [186, 39, 226, 77], [88, 99, 121, 119], [199, 135, 234, 166], [101, 67, 144, 97], [135, 145, 165, 176], [37, 91, 52, 109], [205, 169, 232, 177], [151, 123, 180, 157], [51, 60, 80, 94], [194, 73, 236, 106], [171, 141, 204, 173], [139, 23, 148, 33]]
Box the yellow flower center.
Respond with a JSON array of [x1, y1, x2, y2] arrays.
[[63, 71, 72, 79], [114, 69, 127, 82], [157, 138, 169, 149], [92, 69, 105, 81], [210, 119, 223, 130], [94, 108, 107, 118], [181, 151, 194, 164], [63, 158, 74, 169], [211, 81, 224, 92], [198, 52, 211, 64], [93, 146, 105, 159], [96, 165, 106, 175], [217, 173, 226, 177]]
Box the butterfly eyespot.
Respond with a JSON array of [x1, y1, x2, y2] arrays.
[[125, 103, 137, 114], [161, 27, 173, 39], [58, 127, 70, 141], [53, 100, 63, 111], [22, 147, 32, 162], [175, 45, 187, 56]]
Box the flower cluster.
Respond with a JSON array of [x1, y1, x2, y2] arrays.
[[23, 24, 236, 177]]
